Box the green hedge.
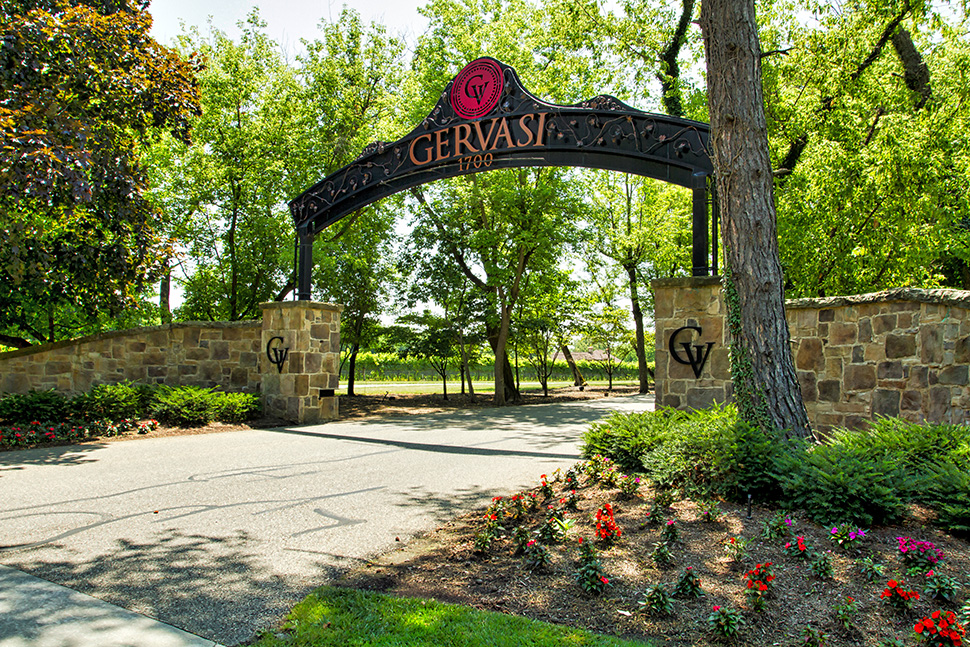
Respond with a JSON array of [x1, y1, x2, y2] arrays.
[[0, 384, 262, 430], [582, 406, 970, 532]]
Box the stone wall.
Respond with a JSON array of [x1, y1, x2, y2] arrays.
[[653, 277, 733, 410], [0, 322, 262, 395], [260, 301, 342, 423], [653, 279, 970, 432], [787, 288, 970, 430]]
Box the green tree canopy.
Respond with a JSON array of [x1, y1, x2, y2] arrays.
[[0, 0, 201, 346]]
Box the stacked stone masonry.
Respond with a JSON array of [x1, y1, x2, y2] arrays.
[[654, 279, 970, 433], [787, 288, 970, 431], [259, 301, 342, 424], [0, 301, 344, 424], [0, 322, 262, 395]]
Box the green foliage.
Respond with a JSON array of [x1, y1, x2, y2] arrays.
[[148, 386, 260, 426], [70, 382, 145, 421], [582, 412, 658, 472], [0, 389, 70, 423], [523, 540, 552, 572], [209, 392, 261, 424], [0, 0, 200, 346], [672, 566, 704, 598], [776, 440, 907, 526], [149, 386, 215, 427], [575, 539, 610, 596], [639, 583, 674, 616], [640, 406, 780, 498], [707, 605, 745, 640], [761, 511, 794, 541], [858, 556, 886, 582]]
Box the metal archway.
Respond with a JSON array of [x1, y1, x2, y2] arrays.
[[289, 57, 716, 300]]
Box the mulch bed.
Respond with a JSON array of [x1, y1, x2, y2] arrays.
[[335, 472, 970, 646]]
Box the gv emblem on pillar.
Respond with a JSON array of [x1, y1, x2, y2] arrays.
[[266, 336, 289, 373], [669, 326, 715, 378]]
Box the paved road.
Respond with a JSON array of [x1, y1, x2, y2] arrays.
[[0, 394, 653, 645]]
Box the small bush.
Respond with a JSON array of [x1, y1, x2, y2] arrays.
[[150, 386, 215, 427], [638, 405, 786, 501], [582, 411, 663, 472], [777, 441, 906, 526], [70, 382, 143, 421], [211, 392, 261, 423], [0, 389, 70, 423]]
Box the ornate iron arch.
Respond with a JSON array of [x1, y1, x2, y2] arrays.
[[289, 57, 716, 300]]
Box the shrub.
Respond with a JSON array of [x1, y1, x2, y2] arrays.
[[581, 411, 664, 471], [149, 386, 215, 427], [0, 389, 70, 423], [70, 382, 143, 421], [777, 440, 906, 526], [636, 405, 786, 501], [210, 392, 260, 423]]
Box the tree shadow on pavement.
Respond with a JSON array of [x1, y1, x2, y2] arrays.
[[0, 443, 104, 474], [6, 529, 333, 646]]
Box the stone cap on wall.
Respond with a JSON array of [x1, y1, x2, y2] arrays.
[[0, 320, 261, 361], [652, 276, 724, 289], [786, 287, 970, 310], [259, 301, 345, 312]]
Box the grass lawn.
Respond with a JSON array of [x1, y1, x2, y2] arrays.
[[253, 586, 651, 647]]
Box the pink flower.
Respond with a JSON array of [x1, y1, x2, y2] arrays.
[[713, 605, 721, 611]]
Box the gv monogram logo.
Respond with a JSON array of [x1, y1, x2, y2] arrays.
[[465, 73, 488, 105], [668, 326, 715, 379], [266, 336, 289, 374], [450, 58, 503, 119]]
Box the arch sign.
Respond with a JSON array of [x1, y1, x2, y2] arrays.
[[289, 57, 716, 300]]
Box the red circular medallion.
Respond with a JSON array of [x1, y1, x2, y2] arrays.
[[451, 59, 504, 120]]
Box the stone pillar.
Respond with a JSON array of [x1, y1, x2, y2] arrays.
[[652, 276, 731, 410], [260, 301, 343, 424]]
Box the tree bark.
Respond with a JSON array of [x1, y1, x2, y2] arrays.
[[0, 333, 32, 349], [487, 319, 519, 403], [347, 341, 360, 396], [159, 261, 172, 324], [891, 28, 931, 109], [625, 263, 650, 393], [700, 0, 811, 438], [658, 0, 696, 117], [561, 344, 586, 387]]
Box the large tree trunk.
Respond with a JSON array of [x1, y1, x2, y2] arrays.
[[561, 344, 586, 387], [487, 319, 519, 404], [625, 263, 650, 393], [699, 0, 811, 439]]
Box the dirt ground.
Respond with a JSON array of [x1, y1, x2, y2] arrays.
[[334, 474, 970, 646]]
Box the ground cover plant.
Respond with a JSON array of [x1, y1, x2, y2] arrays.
[[327, 405, 970, 647], [0, 384, 261, 449]]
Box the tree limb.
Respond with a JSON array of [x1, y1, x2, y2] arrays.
[[657, 0, 696, 117], [409, 187, 493, 293], [0, 333, 32, 348], [891, 27, 932, 109], [850, 3, 910, 82]]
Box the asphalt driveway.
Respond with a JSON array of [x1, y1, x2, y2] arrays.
[[0, 394, 653, 645]]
